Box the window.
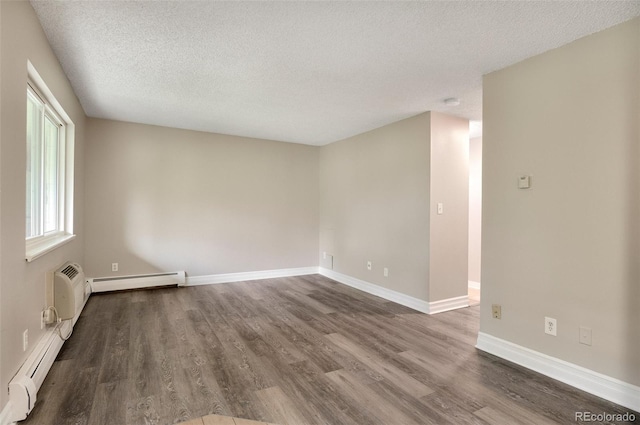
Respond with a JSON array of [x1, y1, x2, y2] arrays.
[[25, 66, 75, 262]]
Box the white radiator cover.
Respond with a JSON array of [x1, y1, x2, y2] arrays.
[[89, 271, 185, 292], [7, 262, 90, 422]]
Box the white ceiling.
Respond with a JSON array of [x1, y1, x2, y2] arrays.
[[31, 1, 640, 146]]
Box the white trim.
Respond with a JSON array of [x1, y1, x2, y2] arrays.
[[428, 295, 469, 314], [188, 268, 469, 316], [319, 268, 431, 313], [89, 271, 185, 293], [25, 234, 76, 262], [185, 267, 318, 286], [25, 62, 75, 259], [319, 268, 470, 315], [27, 62, 72, 124], [468, 280, 481, 290], [476, 332, 640, 412], [0, 401, 15, 425]]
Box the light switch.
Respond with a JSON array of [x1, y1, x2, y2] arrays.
[[437, 203, 443, 215], [518, 175, 531, 189], [579, 326, 592, 346]]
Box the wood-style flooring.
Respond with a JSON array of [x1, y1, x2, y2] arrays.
[[179, 413, 277, 425], [23, 274, 636, 425]]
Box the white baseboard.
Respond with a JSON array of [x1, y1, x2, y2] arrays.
[[468, 280, 481, 290], [0, 401, 15, 425], [428, 295, 469, 314], [476, 332, 640, 412], [319, 267, 431, 313], [319, 268, 468, 315], [89, 271, 185, 292], [185, 267, 318, 286]]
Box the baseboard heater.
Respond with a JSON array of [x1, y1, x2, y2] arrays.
[[89, 271, 186, 293], [8, 262, 90, 423]]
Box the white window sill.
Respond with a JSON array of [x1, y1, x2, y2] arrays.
[[26, 233, 76, 262]]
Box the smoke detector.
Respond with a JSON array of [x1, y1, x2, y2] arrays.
[[444, 97, 461, 106]]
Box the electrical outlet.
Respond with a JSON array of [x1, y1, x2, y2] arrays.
[[545, 317, 557, 336], [366, 261, 372, 271], [492, 304, 502, 319], [383, 267, 389, 277], [579, 326, 592, 346], [43, 307, 54, 325], [23, 329, 28, 352], [111, 262, 119, 272]]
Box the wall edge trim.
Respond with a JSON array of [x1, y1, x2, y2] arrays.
[[318, 268, 431, 313], [468, 280, 481, 290], [185, 267, 318, 286], [476, 332, 640, 412], [429, 295, 469, 314]]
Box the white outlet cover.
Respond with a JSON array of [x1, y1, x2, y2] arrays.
[[579, 326, 592, 346], [518, 175, 531, 189], [545, 317, 557, 336]]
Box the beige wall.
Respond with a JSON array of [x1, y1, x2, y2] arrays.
[[319, 113, 431, 300], [0, 1, 86, 409], [319, 112, 469, 303], [481, 18, 639, 386], [428, 112, 469, 302], [468, 137, 482, 284], [85, 118, 319, 278]]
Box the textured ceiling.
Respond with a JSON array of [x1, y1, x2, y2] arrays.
[[31, 1, 640, 146]]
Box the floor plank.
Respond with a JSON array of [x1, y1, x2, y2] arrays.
[[24, 274, 637, 425], [254, 386, 309, 425], [325, 368, 418, 425], [179, 419, 204, 425], [324, 332, 434, 398]]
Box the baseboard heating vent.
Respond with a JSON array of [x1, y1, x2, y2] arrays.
[[89, 270, 186, 293], [8, 261, 89, 423], [8, 329, 62, 422]]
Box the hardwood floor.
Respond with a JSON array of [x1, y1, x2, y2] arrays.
[[179, 413, 277, 425], [23, 274, 636, 425]]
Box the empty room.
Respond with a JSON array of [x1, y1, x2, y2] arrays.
[[1, 1, 639, 424]]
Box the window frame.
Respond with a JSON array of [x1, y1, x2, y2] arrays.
[[25, 62, 76, 262]]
